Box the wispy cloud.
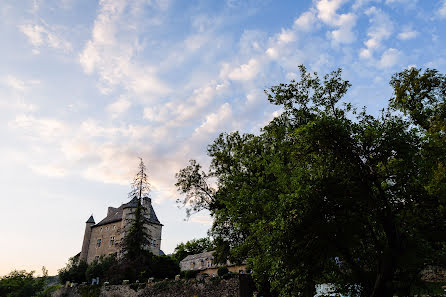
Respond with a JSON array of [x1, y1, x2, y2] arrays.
[[397, 28, 418, 40], [359, 7, 393, 59], [79, 0, 170, 97], [19, 22, 72, 53]]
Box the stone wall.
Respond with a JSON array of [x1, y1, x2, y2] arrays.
[[52, 276, 254, 297], [87, 222, 123, 263]]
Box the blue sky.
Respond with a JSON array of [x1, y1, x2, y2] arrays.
[[1, 0, 446, 276]]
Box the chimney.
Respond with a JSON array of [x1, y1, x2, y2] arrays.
[[143, 197, 152, 217]]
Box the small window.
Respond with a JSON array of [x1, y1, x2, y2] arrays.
[[113, 225, 116, 230], [106, 226, 109, 231], [152, 239, 156, 246], [100, 227, 103, 232], [110, 236, 115, 246], [96, 239, 101, 248]]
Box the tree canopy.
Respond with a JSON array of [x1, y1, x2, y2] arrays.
[[172, 237, 214, 263], [176, 66, 446, 297]]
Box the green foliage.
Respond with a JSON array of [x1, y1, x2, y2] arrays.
[[58, 254, 88, 284], [85, 254, 118, 282], [151, 255, 181, 279], [175, 66, 446, 297], [78, 285, 101, 297], [0, 268, 49, 297], [172, 237, 214, 263], [217, 266, 229, 277], [58, 250, 179, 286], [180, 270, 199, 279]]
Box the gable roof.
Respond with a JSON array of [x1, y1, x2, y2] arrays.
[[93, 197, 162, 228], [181, 251, 215, 262]]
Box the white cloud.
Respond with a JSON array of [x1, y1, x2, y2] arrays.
[[397, 29, 418, 40], [385, 0, 417, 5], [227, 58, 261, 81], [10, 115, 67, 138], [352, 0, 380, 10], [378, 48, 401, 68], [79, 0, 170, 97], [294, 10, 318, 31], [278, 28, 296, 44], [3, 76, 27, 91], [30, 164, 66, 177], [144, 80, 230, 126], [107, 97, 131, 118], [315, 0, 357, 45], [190, 215, 213, 225], [19, 23, 72, 52], [438, 0, 446, 18], [193, 103, 232, 136], [359, 7, 393, 59], [316, 0, 346, 24]]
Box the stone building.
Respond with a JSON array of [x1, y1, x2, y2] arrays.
[[79, 197, 162, 264], [180, 251, 247, 276]]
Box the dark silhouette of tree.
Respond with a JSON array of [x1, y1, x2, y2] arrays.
[[122, 158, 151, 260]]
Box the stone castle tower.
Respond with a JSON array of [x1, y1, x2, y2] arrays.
[[79, 197, 163, 263]]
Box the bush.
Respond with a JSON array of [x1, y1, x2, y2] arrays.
[[217, 266, 229, 277], [85, 254, 118, 282], [181, 270, 199, 279], [150, 255, 180, 279], [78, 285, 101, 297], [58, 254, 88, 284]]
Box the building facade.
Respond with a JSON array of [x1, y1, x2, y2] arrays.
[[180, 251, 247, 276], [79, 197, 162, 264]]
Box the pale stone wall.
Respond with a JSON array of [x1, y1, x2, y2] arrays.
[[200, 265, 247, 276], [85, 206, 162, 263], [86, 221, 124, 263]]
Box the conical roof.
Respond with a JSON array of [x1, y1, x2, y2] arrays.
[[86, 215, 95, 224]]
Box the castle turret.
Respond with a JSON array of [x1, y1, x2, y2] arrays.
[[79, 215, 95, 263]]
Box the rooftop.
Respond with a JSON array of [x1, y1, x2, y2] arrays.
[[92, 197, 162, 227]]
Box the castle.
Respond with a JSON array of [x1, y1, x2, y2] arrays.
[[79, 197, 163, 263]]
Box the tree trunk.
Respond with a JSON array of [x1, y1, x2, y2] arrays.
[[370, 248, 395, 297]]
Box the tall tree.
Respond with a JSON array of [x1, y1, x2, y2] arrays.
[[172, 237, 214, 263], [176, 66, 446, 297], [122, 158, 152, 259]]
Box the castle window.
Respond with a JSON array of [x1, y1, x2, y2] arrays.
[[113, 225, 116, 230], [106, 226, 109, 231], [96, 239, 101, 248], [152, 239, 156, 246], [110, 236, 115, 246], [100, 227, 103, 232]]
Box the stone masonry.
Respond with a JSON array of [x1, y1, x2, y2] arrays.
[[79, 197, 163, 264]]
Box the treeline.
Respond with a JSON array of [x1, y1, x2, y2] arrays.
[[0, 267, 60, 297]]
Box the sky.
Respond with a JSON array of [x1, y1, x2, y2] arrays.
[[1, 0, 446, 276]]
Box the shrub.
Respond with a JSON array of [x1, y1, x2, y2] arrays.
[[85, 254, 118, 282], [58, 255, 88, 284], [181, 270, 199, 279], [217, 266, 229, 277]]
